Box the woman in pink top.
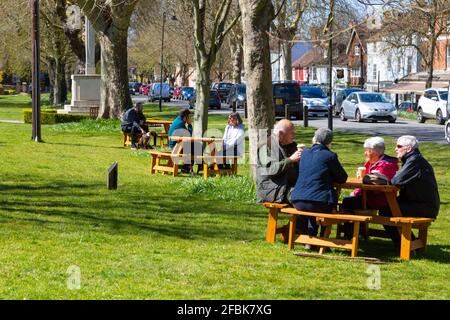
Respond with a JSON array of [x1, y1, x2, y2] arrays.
[[343, 137, 399, 211]]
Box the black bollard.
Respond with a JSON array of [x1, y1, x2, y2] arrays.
[[107, 161, 118, 190], [244, 102, 248, 119], [303, 105, 308, 127], [328, 107, 333, 131]]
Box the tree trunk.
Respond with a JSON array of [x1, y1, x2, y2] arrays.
[[426, 35, 436, 89], [231, 38, 243, 84], [280, 41, 292, 81], [47, 58, 67, 106], [239, 0, 275, 179], [97, 30, 132, 118], [193, 63, 211, 138]]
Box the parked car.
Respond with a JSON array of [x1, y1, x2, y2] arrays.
[[128, 82, 142, 95], [227, 84, 246, 109], [173, 86, 182, 99], [181, 86, 195, 100], [340, 91, 397, 123], [334, 87, 363, 115], [300, 85, 331, 117], [417, 88, 448, 124], [149, 83, 171, 102], [139, 84, 151, 95], [397, 101, 417, 112], [189, 90, 221, 110], [272, 81, 303, 120], [212, 82, 233, 103]]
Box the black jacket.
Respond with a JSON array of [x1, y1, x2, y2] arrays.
[[391, 149, 440, 218], [121, 108, 146, 130], [290, 143, 348, 205], [256, 140, 298, 203]]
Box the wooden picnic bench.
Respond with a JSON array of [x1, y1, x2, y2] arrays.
[[149, 136, 240, 178]]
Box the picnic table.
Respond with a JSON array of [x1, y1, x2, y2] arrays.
[[145, 119, 172, 147], [265, 176, 434, 260], [149, 135, 240, 178]]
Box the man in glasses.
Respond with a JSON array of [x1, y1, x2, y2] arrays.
[[380, 135, 440, 246]]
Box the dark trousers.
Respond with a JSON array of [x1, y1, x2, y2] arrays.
[[122, 125, 149, 144], [292, 201, 334, 236]]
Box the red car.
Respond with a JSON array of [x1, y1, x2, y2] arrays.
[[173, 86, 182, 99], [139, 84, 151, 95]]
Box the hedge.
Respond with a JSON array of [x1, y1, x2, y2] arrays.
[[23, 108, 90, 124]]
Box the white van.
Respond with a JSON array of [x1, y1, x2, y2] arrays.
[[149, 83, 171, 102]]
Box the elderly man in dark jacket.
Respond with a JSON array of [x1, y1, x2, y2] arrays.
[[121, 102, 149, 149], [290, 128, 348, 237], [380, 135, 440, 246], [256, 119, 302, 203]]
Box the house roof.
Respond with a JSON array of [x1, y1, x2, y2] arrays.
[[345, 27, 368, 55], [292, 49, 322, 68], [381, 71, 450, 94]]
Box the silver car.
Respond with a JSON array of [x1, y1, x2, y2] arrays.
[[340, 92, 397, 123]]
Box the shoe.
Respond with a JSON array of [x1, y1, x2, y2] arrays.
[[130, 143, 138, 150]]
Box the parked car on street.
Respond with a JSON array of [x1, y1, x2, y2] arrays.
[[227, 84, 246, 109], [417, 88, 448, 124], [334, 87, 363, 115], [148, 83, 171, 102], [139, 84, 151, 95], [272, 81, 303, 120], [212, 82, 233, 103], [189, 90, 221, 110], [128, 82, 142, 95], [397, 101, 417, 112], [181, 86, 195, 100], [340, 91, 397, 123], [301, 85, 331, 117]]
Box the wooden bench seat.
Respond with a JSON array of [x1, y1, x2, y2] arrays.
[[263, 203, 290, 243], [281, 208, 373, 257]]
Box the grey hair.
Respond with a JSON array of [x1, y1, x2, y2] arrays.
[[364, 137, 385, 154], [397, 135, 419, 150], [312, 128, 333, 145]]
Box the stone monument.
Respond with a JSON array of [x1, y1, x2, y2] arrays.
[[60, 16, 101, 115]]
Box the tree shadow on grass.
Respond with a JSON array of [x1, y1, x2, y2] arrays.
[[356, 238, 450, 264], [46, 141, 128, 150], [0, 182, 265, 242]]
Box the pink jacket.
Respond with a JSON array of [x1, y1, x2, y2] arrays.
[[351, 154, 399, 209]]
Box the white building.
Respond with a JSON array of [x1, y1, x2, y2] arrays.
[[366, 37, 421, 102]]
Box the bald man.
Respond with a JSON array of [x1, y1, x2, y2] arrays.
[[256, 119, 302, 203]]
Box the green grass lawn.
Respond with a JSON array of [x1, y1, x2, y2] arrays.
[[0, 98, 449, 299]]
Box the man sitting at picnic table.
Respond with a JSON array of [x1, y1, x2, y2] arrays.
[[341, 136, 398, 239], [380, 135, 440, 247], [121, 102, 154, 150], [256, 119, 301, 204]]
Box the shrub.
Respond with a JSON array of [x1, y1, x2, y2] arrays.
[[23, 108, 90, 124]]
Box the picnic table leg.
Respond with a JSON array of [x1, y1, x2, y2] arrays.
[[400, 223, 412, 261], [417, 227, 428, 252], [266, 208, 279, 243], [351, 222, 360, 257], [232, 158, 237, 175], [150, 154, 157, 174], [288, 215, 297, 251], [203, 163, 208, 180], [319, 224, 332, 254]]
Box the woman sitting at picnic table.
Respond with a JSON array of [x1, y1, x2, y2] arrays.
[[342, 137, 399, 211], [218, 112, 245, 169], [290, 128, 348, 241]]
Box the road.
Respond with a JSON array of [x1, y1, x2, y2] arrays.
[[133, 94, 448, 144]]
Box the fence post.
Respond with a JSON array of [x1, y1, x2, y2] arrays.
[[285, 104, 290, 119]]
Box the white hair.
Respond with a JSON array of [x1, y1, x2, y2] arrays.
[[397, 135, 419, 149], [364, 137, 385, 154]]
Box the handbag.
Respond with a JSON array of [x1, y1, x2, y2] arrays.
[[362, 172, 390, 185]]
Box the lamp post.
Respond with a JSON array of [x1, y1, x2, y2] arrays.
[[159, 12, 177, 112], [31, 0, 41, 142]]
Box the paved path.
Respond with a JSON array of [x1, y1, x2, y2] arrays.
[[0, 120, 24, 124]]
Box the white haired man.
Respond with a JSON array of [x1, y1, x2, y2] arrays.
[[380, 135, 440, 246], [256, 119, 302, 203]]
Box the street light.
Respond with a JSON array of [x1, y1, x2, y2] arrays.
[[159, 12, 177, 112], [31, 0, 42, 142]]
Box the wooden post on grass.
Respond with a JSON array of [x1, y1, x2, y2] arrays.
[[107, 162, 118, 190]]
